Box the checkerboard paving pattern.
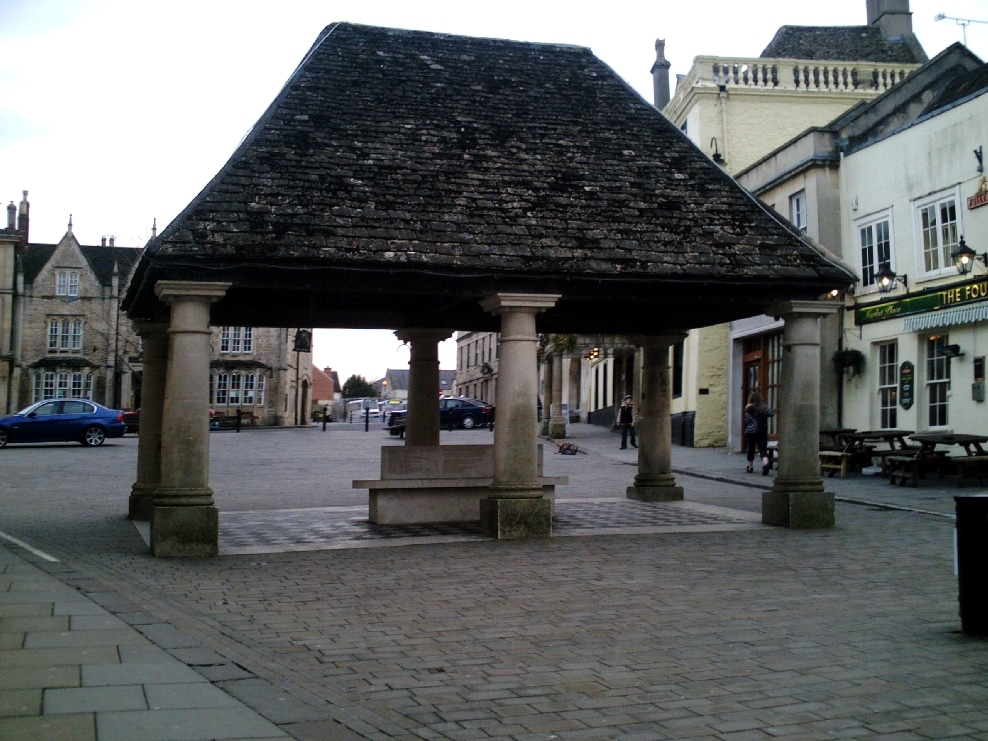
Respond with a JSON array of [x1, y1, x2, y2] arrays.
[[215, 499, 763, 555]]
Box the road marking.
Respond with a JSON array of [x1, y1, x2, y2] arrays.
[[0, 531, 60, 562]]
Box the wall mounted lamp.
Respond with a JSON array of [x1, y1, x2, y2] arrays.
[[941, 344, 964, 359], [710, 138, 725, 165], [951, 236, 988, 275], [876, 266, 907, 294]]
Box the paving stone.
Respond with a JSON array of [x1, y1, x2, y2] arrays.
[[0, 712, 96, 741], [44, 685, 147, 714], [0, 687, 41, 717], [95, 707, 288, 741]]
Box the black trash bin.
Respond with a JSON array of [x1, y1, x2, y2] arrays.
[[955, 494, 988, 636]]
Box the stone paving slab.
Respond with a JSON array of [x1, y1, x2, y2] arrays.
[[1, 424, 986, 739], [0, 546, 289, 741]]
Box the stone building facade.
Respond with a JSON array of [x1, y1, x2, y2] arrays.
[[1, 192, 312, 424], [656, 0, 928, 447], [1, 193, 141, 413]]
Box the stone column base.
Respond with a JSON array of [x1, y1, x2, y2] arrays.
[[151, 505, 219, 557], [480, 498, 552, 539], [626, 485, 684, 502], [128, 484, 156, 521], [762, 490, 834, 528], [547, 421, 567, 440]]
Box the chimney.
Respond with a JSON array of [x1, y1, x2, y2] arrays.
[[109, 236, 115, 247], [101, 237, 107, 247], [651, 38, 671, 110], [867, 0, 913, 38], [6, 201, 15, 230], [17, 191, 29, 246]]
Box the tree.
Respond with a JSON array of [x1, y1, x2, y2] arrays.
[[343, 374, 377, 399]]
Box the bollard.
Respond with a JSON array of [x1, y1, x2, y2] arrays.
[[364, 408, 369, 432], [235, 408, 242, 433], [322, 406, 328, 431], [955, 494, 988, 636]]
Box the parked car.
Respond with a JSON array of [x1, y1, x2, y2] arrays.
[[387, 397, 494, 435], [122, 408, 140, 434], [0, 399, 126, 448]]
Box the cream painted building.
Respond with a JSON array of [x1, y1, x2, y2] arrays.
[[839, 74, 988, 434], [657, 0, 926, 447]]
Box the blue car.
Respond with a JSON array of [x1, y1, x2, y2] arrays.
[[0, 399, 127, 448]]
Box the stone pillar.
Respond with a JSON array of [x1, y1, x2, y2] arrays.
[[763, 301, 839, 528], [548, 351, 566, 440], [396, 329, 452, 446], [128, 322, 168, 521], [479, 293, 560, 539], [627, 334, 686, 502], [539, 351, 553, 437], [150, 281, 230, 557]]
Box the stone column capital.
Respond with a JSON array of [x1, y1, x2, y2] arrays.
[[628, 332, 689, 350], [154, 281, 231, 304], [133, 321, 170, 338], [766, 300, 840, 321], [394, 328, 454, 345], [479, 293, 561, 316]]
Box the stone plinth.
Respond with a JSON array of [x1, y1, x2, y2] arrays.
[[151, 506, 219, 558], [480, 497, 552, 539], [762, 490, 835, 528]]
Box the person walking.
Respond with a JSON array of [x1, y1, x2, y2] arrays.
[[743, 391, 775, 475], [617, 395, 636, 449]]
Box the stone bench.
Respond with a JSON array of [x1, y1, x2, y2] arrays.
[[353, 444, 567, 525]]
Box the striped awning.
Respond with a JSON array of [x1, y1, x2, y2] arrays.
[[902, 302, 988, 331]]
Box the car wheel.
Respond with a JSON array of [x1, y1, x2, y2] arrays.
[[82, 426, 106, 447], [0, 428, 7, 448], [461, 415, 476, 429]]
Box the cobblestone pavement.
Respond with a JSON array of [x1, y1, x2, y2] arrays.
[[2, 422, 987, 740]]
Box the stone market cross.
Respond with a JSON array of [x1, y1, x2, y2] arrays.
[[122, 23, 855, 556]]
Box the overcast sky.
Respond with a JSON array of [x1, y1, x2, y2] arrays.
[[2, 0, 986, 381]]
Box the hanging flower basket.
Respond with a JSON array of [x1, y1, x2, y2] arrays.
[[832, 349, 865, 378]]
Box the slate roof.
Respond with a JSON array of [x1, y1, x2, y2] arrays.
[[920, 61, 988, 116], [21, 242, 142, 286], [760, 26, 927, 64], [124, 23, 854, 335]]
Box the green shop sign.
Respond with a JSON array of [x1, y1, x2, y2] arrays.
[[855, 278, 988, 325], [899, 361, 914, 409]]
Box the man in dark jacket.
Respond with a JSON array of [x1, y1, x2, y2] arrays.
[[617, 395, 636, 449]]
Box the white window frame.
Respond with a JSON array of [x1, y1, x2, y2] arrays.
[[220, 326, 254, 354], [925, 335, 950, 428], [856, 210, 893, 291], [55, 270, 80, 297], [877, 342, 898, 429], [790, 191, 807, 232], [914, 188, 961, 279], [47, 317, 83, 354]]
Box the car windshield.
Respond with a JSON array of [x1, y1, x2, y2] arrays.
[[15, 403, 41, 415]]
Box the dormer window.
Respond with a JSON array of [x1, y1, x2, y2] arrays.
[[56, 270, 80, 297]]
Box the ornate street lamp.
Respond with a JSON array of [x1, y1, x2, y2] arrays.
[[951, 237, 988, 275]]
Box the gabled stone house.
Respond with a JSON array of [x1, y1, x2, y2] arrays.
[[0, 192, 141, 413], [0, 192, 312, 424]]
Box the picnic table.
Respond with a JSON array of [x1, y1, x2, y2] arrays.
[[885, 433, 988, 487]]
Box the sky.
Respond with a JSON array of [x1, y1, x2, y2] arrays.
[[2, 0, 986, 382]]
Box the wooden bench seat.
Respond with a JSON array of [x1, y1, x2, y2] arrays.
[[819, 450, 851, 478], [886, 455, 920, 487], [954, 456, 988, 487]]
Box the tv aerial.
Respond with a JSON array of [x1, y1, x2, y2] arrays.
[[935, 13, 988, 46]]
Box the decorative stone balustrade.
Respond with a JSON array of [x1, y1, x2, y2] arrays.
[[680, 56, 919, 93]]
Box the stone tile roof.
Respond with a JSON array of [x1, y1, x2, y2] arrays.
[[760, 26, 927, 64], [920, 61, 988, 115], [21, 242, 142, 286], [125, 23, 854, 334]]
